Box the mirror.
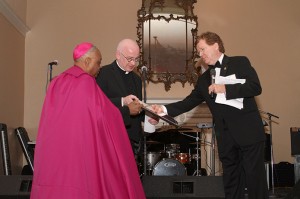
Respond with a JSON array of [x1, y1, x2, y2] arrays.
[[137, 0, 199, 91]]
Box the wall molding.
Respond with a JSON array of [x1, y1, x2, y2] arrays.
[[0, 0, 30, 36]]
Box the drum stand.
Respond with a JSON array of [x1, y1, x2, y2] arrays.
[[197, 123, 214, 176], [180, 123, 213, 176], [180, 131, 201, 176]]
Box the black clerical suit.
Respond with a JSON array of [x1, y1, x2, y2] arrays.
[[165, 55, 268, 199], [96, 61, 143, 155]]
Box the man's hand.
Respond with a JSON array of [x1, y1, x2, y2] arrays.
[[144, 104, 164, 124], [127, 101, 142, 115], [208, 84, 226, 95], [151, 104, 164, 114], [122, 95, 139, 106]]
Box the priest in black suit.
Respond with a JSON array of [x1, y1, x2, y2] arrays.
[[96, 39, 143, 157], [152, 32, 268, 199]]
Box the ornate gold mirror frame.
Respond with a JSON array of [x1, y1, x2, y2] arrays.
[[137, 0, 199, 91]]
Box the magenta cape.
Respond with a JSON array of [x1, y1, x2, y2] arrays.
[[31, 66, 145, 199]]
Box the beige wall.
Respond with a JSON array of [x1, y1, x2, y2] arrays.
[[1, 0, 299, 171], [0, 12, 25, 174]]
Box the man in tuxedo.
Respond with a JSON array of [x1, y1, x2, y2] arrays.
[[152, 32, 268, 199], [96, 39, 143, 158]]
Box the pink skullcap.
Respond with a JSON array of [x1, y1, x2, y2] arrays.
[[73, 42, 93, 60]]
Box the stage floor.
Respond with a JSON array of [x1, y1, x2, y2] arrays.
[[255, 187, 293, 199]]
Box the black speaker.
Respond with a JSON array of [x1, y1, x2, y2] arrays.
[[0, 175, 32, 199], [142, 176, 225, 198], [272, 162, 294, 187], [291, 127, 300, 155], [285, 179, 300, 199]]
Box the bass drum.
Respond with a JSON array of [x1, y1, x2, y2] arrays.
[[152, 159, 186, 176]]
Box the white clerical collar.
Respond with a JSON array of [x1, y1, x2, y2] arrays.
[[116, 60, 129, 74]]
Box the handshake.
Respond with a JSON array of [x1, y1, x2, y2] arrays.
[[122, 95, 164, 125]]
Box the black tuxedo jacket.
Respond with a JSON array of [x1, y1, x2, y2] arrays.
[[166, 55, 265, 146], [96, 61, 143, 142]]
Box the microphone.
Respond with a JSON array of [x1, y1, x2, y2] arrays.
[[141, 66, 147, 79], [141, 65, 147, 72], [210, 68, 216, 98], [48, 60, 58, 66]]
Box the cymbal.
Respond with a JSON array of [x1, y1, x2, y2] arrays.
[[177, 128, 193, 131], [155, 127, 192, 132], [189, 142, 200, 145], [189, 142, 205, 145], [146, 140, 161, 144], [196, 123, 213, 129], [189, 141, 211, 146]]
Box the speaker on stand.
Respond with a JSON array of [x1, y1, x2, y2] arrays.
[[0, 123, 12, 175], [291, 127, 300, 184]]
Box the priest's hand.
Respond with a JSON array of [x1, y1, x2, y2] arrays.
[[127, 101, 142, 115], [122, 94, 139, 106]]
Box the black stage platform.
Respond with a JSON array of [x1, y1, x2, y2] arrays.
[[142, 175, 298, 199]]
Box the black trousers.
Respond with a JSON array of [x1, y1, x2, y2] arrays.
[[130, 139, 141, 156], [216, 129, 269, 199]]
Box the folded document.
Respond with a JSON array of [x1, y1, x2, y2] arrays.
[[215, 68, 246, 109]]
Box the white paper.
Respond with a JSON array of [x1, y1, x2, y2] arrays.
[[214, 68, 246, 109]]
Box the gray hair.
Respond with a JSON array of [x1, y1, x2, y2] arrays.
[[75, 46, 98, 62]]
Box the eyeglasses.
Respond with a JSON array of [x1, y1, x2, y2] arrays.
[[120, 52, 140, 63]]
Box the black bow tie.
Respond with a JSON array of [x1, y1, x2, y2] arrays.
[[215, 61, 221, 68], [208, 61, 221, 69]]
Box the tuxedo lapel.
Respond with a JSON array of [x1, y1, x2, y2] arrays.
[[220, 55, 230, 76]]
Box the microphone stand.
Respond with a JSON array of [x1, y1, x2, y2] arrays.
[[259, 109, 279, 197], [142, 67, 148, 176], [49, 64, 53, 81], [211, 124, 216, 176], [46, 62, 57, 92]]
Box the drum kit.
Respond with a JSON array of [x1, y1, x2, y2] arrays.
[[142, 123, 213, 177], [145, 143, 192, 176]]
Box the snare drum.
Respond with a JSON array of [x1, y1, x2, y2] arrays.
[[175, 153, 190, 164], [152, 159, 186, 176], [146, 152, 162, 170]]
